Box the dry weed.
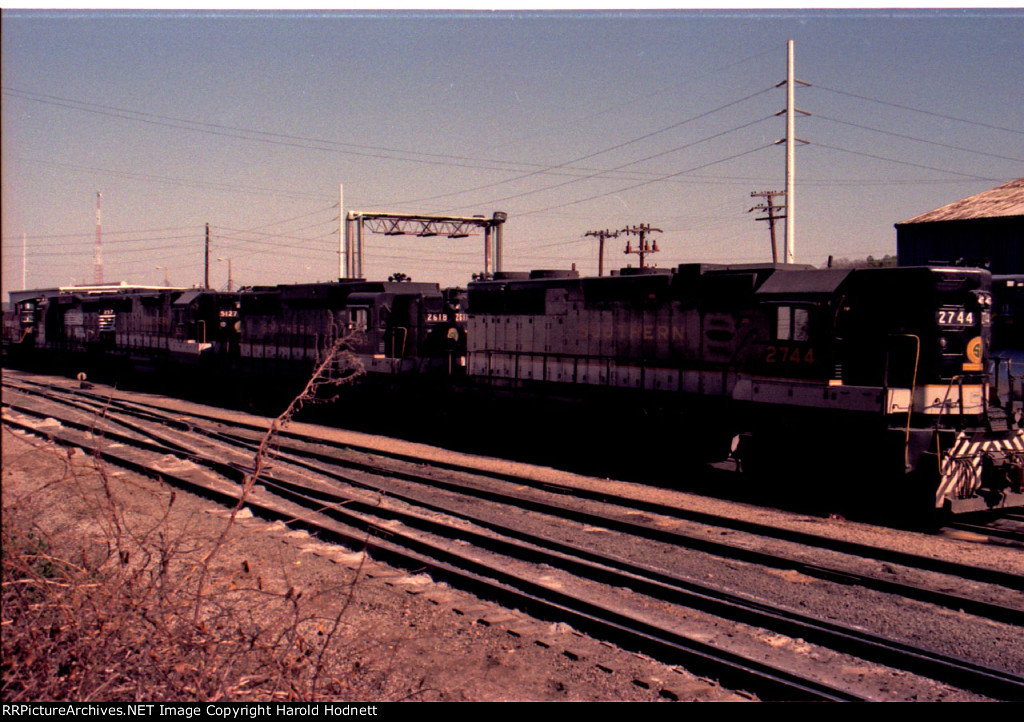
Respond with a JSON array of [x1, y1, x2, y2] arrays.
[[2, 333, 370, 701]]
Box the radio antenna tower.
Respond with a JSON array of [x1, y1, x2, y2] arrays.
[[94, 191, 104, 285]]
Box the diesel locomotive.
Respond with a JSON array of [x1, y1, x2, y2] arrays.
[[2, 279, 466, 399], [4, 262, 1021, 514], [465, 263, 1023, 513]]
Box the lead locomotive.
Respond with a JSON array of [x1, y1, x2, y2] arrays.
[[466, 264, 1023, 513]]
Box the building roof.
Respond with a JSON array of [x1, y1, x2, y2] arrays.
[[897, 177, 1024, 225]]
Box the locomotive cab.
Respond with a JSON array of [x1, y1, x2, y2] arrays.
[[9, 298, 40, 347], [347, 283, 467, 374], [833, 267, 990, 416]]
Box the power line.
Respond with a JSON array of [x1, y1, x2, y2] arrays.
[[26, 240, 200, 257], [443, 114, 775, 214], [400, 86, 775, 207], [5, 226, 198, 243], [812, 113, 1024, 163], [485, 44, 779, 154], [214, 217, 338, 241], [520, 142, 773, 218], [811, 84, 1024, 135], [7, 155, 333, 202], [222, 205, 339, 233], [2, 84, 786, 212], [812, 141, 1003, 181], [3, 86, 678, 179], [0, 87, 511, 165]]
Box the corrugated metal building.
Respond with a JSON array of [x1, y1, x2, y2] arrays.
[[895, 178, 1024, 273]]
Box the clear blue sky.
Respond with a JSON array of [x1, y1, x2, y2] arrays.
[[2, 9, 1022, 293]]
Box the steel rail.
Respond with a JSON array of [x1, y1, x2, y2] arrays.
[[5, 397, 1023, 700], [23, 374, 1020, 593], [249, 463, 1024, 701], [197, 423, 1024, 627], [0, 409, 861, 702], [5, 379, 1023, 627]]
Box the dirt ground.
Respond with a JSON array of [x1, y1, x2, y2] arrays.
[[1, 423, 745, 703]]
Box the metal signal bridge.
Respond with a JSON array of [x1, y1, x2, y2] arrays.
[[343, 211, 507, 280]]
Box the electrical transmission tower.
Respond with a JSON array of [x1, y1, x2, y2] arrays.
[[774, 40, 810, 264]]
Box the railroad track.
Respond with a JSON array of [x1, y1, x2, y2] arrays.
[[3, 373, 1024, 701], [7, 376, 1023, 602], [946, 509, 1024, 546]]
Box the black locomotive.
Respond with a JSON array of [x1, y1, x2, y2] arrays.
[[4, 285, 243, 387], [236, 279, 465, 380], [465, 263, 1023, 513], [3, 279, 466, 403], [4, 262, 1021, 514]]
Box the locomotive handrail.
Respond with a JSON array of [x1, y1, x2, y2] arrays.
[[887, 334, 920, 469], [930, 374, 972, 485], [930, 375, 964, 431], [391, 326, 408, 369], [929, 378, 962, 422]]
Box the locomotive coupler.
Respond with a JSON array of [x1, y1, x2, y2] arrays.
[[979, 451, 1024, 505]]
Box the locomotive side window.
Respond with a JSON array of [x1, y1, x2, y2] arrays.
[[775, 306, 809, 342], [350, 308, 368, 332]]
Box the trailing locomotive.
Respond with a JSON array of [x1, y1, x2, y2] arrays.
[[3, 279, 466, 399], [235, 279, 465, 382], [465, 264, 1023, 513], [4, 285, 241, 378]]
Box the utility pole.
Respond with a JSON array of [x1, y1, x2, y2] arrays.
[[621, 224, 662, 269], [22, 232, 27, 290], [94, 192, 103, 285], [774, 40, 810, 264], [585, 229, 619, 276], [749, 190, 786, 263], [342, 183, 350, 278], [205, 223, 210, 289], [218, 257, 234, 291]]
